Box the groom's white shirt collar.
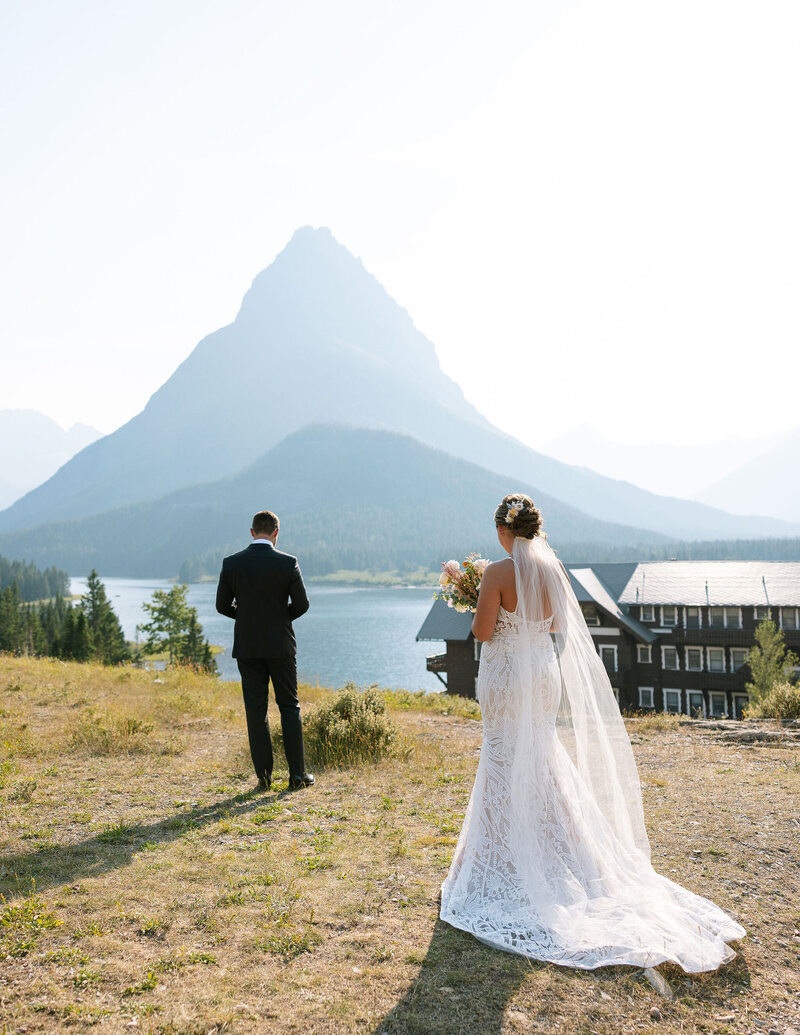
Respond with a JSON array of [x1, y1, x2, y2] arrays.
[[250, 538, 274, 546]]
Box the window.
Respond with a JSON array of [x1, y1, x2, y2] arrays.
[[582, 608, 601, 627], [709, 692, 727, 718], [685, 647, 703, 671], [730, 648, 748, 672], [599, 645, 618, 673], [638, 686, 654, 709], [637, 644, 652, 664], [732, 693, 749, 720], [662, 646, 679, 670], [663, 689, 682, 714], [781, 607, 799, 631], [707, 647, 726, 673], [755, 606, 771, 623], [685, 606, 702, 629], [687, 690, 704, 718], [640, 605, 654, 622], [710, 606, 741, 629], [662, 605, 679, 627]]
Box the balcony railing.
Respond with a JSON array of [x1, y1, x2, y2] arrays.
[[426, 653, 447, 673]]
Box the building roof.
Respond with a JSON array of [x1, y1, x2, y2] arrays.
[[576, 562, 639, 601], [618, 561, 800, 607], [416, 597, 474, 642], [569, 567, 656, 643]]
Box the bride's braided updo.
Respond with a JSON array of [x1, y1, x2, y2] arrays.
[[494, 493, 542, 539]]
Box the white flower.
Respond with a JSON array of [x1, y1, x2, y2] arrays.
[[472, 557, 489, 574], [439, 571, 451, 586], [453, 601, 469, 612]]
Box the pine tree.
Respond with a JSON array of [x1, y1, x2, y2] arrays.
[[21, 606, 46, 655], [746, 620, 800, 703], [178, 611, 218, 674], [0, 583, 22, 653], [71, 609, 94, 662], [81, 570, 130, 664]]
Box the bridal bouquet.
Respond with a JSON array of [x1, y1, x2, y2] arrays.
[[436, 553, 490, 613]]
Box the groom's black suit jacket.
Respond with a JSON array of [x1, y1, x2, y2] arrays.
[[215, 542, 309, 659]]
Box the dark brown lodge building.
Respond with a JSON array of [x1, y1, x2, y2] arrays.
[[416, 561, 800, 718]]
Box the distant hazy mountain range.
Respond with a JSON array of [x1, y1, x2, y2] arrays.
[[0, 425, 675, 577], [1, 227, 798, 577], [542, 424, 799, 524], [0, 410, 103, 510], [693, 427, 800, 523]]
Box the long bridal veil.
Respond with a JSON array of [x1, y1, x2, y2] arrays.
[[510, 534, 650, 857], [440, 533, 745, 972]]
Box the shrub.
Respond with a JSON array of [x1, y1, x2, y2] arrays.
[[68, 709, 156, 755], [746, 681, 800, 721], [276, 683, 398, 768]]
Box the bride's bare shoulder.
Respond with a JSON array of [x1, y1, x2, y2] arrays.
[[485, 558, 515, 584]]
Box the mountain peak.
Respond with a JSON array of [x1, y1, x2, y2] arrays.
[[287, 224, 338, 246]]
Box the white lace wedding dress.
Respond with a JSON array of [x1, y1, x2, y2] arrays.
[[440, 536, 745, 972]]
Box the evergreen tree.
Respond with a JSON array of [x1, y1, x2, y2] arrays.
[[138, 584, 216, 672], [745, 620, 800, 703], [81, 570, 130, 664], [178, 611, 218, 673], [70, 609, 94, 662], [20, 606, 46, 655], [0, 583, 22, 653]]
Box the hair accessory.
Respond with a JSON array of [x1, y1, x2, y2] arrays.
[[504, 497, 527, 524]]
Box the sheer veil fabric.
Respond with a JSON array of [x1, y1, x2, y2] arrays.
[[440, 535, 745, 972]]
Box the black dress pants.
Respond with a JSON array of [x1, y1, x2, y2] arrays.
[[236, 656, 307, 780]]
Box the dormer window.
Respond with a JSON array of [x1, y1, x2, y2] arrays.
[[640, 605, 654, 622], [686, 607, 702, 629], [582, 608, 601, 627], [662, 606, 679, 627], [781, 608, 799, 631]]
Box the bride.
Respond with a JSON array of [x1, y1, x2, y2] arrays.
[[439, 494, 745, 972]]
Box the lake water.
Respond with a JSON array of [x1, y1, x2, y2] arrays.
[[69, 576, 445, 692]]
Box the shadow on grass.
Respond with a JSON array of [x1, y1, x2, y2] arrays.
[[376, 923, 752, 1034], [375, 918, 532, 1035], [0, 786, 288, 899]]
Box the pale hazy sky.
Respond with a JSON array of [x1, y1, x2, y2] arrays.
[[2, 0, 798, 449]]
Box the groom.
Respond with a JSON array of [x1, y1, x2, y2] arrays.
[[215, 510, 314, 792]]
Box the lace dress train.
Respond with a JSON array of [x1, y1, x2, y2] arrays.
[[440, 605, 745, 972]]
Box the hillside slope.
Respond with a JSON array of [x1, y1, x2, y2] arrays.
[[0, 425, 670, 577]]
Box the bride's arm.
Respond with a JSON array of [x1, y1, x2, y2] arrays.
[[471, 560, 513, 641], [471, 564, 501, 641]]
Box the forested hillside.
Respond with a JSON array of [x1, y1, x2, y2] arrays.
[[0, 555, 69, 600], [0, 426, 673, 578]]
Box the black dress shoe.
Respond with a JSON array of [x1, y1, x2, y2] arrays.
[[256, 775, 271, 792], [287, 772, 315, 790]]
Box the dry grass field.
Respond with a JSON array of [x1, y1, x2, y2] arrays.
[[1, 656, 799, 1035]]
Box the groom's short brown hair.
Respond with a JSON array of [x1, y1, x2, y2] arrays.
[[251, 510, 279, 535]]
